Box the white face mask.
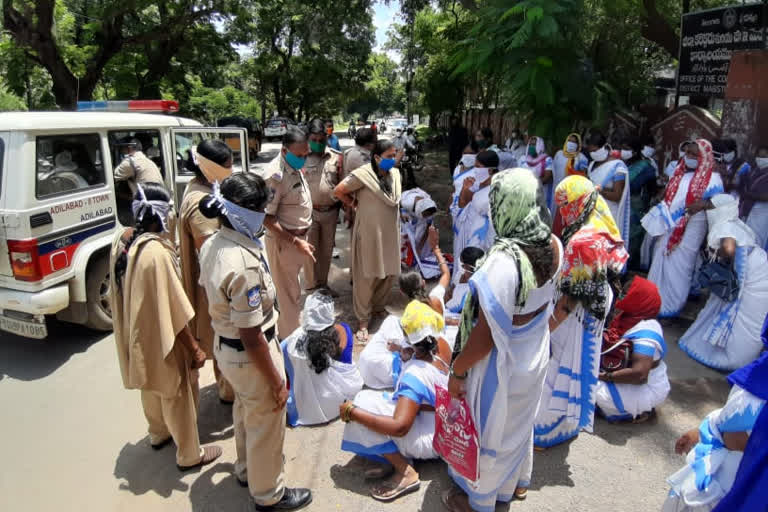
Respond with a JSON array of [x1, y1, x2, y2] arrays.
[[460, 154, 476, 168], [642, 146, 655, 159], [566, 141, 578, 153], [590, 147, 609, 163], [620, 149, 634, 161], [679, 151, 687, 159], [756, 157, 768, 169], [685, 157, 699, 170], [723, 151, 735, 163]]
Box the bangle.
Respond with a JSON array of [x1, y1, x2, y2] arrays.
[[342, 403, 356, 422], [450, 363, 468, 380]]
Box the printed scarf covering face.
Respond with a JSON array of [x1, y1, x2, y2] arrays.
[[457, 169, 552, 350], [663, 138, 714, 252], [555, 175, 622, 244], [603, 276, 661, 344]]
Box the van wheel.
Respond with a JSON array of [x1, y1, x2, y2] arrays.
[[85, 255, 113, 331]]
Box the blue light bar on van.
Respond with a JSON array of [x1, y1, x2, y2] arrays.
[[77, 100, 179, 113]]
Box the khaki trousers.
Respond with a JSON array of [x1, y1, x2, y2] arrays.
[[304, 211, 338, 289], [214, 336, 286, 507], [214, 359, 235, 402], [353, 274, 395, 324], [265, 233, 305, 338], [140, 351, 203, 467]]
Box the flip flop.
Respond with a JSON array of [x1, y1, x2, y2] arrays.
[[441, 487, 473, 512], [177, 445, 223, 471], [370, 478, 420, 502], [355, 328, 369, 345], [514, 487, 528, 500]]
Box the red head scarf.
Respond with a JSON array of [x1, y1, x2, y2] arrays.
[[663, 138, 714, 252], [603, 276, 661, 343]]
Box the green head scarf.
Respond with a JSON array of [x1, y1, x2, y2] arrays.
[[455, 169, 552, 357]]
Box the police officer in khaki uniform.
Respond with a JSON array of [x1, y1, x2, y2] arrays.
[[340, 128, 376, 229], [113, 137, 164, 194], [198, 173, 312, 511], [303, 119, 343, 295], [178, 140, 235, 404], [264, 128, 315, 338]]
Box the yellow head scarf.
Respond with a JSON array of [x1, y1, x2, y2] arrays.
[[400, 300, 444, 346], [554, 175, 621, 242], [562, 133, 582, 158]]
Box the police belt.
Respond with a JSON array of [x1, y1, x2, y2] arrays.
[[219, 326, 276, 351], [312, 204, 340, 213]]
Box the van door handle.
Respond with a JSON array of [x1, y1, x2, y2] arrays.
[[30, 212, 53, 228]]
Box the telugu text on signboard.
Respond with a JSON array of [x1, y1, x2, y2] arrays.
[[678, 4, 766, 98]]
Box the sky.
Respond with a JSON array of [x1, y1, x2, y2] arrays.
[[373, 1, 401, 63]]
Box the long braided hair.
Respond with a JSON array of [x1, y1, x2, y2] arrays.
[[113, 182, 171, 290]]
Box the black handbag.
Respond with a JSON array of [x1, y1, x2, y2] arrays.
[[697, 260, 740, 302]]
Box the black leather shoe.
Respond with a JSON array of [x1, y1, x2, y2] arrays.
[[253, 488, 312, 511]]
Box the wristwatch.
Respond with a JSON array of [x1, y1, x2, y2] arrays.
[[450, 363, 468, 380]]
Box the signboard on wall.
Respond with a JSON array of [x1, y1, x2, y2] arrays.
[[678, 4, 767, 98]]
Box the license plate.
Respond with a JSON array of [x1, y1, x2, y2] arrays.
[[0, 315, 47, 339]]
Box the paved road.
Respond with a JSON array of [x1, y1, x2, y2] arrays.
[[0, 137, 731, 511]]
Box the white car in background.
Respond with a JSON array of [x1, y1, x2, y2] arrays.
[[390, 118, 408, 133], [264, 117, 295, 140]]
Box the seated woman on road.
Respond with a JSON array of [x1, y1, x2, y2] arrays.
[[741, 144, 768, 250], [340, 301, 449, 502], [110, 182, 221, 470], [400, 188, 446, 279], [359, 230, 453, 389], [282, 291, 363, 427], [678, 194, 768, 371], [441, 246, 485, 345], [595, 276, 670, 423], [663, 315, 768, 512]]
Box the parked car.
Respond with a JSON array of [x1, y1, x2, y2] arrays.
[[0, 102, 249, 338], [264, 117, 295, 141]]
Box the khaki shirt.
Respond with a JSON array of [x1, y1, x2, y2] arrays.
[[304, 149, 342, 209], [342, 145, 371, 177], [198, 227, 278, 340], [179, 178, 220, 353], [264, 154, 313, 230], [114, 151, 164, 193]]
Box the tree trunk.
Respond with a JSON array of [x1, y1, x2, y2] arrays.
[[640, 0, 680, 57]]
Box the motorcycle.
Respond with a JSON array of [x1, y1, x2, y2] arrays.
[[348, 124, 356, 137], [400, 145, 424, 190]]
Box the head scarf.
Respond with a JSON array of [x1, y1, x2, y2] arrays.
[[131, 183, 171, 232], [706, 194, 756, 249], [712, 314, 768, 512], [457, 170, 552, 350], [663, 138, 714, 252], [555, 175, 621, 244], [603, 276, 661, 344], [563, 133, 587, 177], [400, 300, 444, 347], [204, 181, 267, 245], [526, 136, 548, 167], [301, 291, 335, 332], [555, 176, 629, 319]]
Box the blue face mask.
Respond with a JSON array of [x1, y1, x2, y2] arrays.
[[378, 157, 396, 172], [284, 150, 306, 171], [207, 183, 266, 243]]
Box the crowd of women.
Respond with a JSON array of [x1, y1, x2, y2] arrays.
[[108, 122, 767, 512]]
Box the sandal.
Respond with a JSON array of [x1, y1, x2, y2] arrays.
[[514, 487, 528, 500], [441, 486, 473, 512], [355, 328, 369, 345], [364, 464, 394, 480], [632, 409, 655, 424], [370, 476, 420, 502], [177, 445, 223, 471]]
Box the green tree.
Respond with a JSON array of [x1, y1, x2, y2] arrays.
[[347, 53, 405, 119], [231, 0, 375, 120], [0, 86, 27, 112], [1, 0, 242, 109]]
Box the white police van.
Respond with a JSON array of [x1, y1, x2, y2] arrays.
[[0, 100, 248, 339]]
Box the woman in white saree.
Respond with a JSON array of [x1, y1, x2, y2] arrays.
[[586, 133, 631, 248], [642, 138, 724, 318], [678, 194, 768, 371], [442, 170, 563, 512], [534, 176, 629, 449]]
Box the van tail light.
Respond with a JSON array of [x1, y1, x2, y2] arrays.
[[7, 239, 42, 282]]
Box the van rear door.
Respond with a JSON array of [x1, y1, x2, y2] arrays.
[[169, 127, 249, 205], [0, 131, 12, 277]]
